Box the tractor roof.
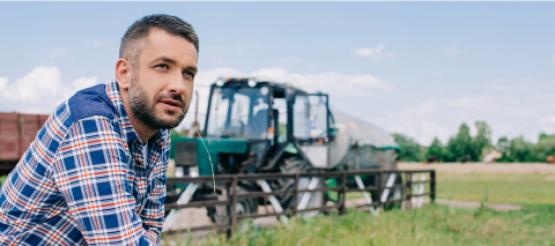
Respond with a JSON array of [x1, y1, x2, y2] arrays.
[[215, 77, 310, 95]]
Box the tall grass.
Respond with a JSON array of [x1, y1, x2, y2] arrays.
[[163, 204, 555, 246], [163, 170, 555, 245]]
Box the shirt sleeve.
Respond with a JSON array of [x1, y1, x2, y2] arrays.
[[140, 145, 169, 243], [51, 116, 154, 245]]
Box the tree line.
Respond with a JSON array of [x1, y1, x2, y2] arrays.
[[393, 121, 555, 163]]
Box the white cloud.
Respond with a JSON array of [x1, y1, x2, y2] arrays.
[[2, 67, 63, 104], [0, 77, 7, 91], [353, 44, 394, 59], [0, 66, 99, 113], [382, 100, 451, 145], [195, 67, 241, 86], [251, 67, 392, 96], [443, 45, 462, 56], [192, 66, 392, 97], [70, 77, 98, 92]]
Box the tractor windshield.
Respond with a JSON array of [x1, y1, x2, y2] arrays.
[[206, 87, 270, 139]]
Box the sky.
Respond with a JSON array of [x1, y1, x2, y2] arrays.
[[0, 2, 554, 145]]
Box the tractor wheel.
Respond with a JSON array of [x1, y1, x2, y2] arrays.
[[276, 157, 306, 209], [276, 157, 324, 216], [207, 186, 258, 229]]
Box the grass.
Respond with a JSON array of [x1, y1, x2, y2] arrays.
[[163, 169, 555, 245], [163, 204, 555, 246], [438, 173, 555, 205]]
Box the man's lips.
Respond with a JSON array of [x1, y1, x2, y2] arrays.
[[158, 98, 183, 108]]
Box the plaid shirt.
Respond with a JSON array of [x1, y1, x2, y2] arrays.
[[0, 81, 170, 245]]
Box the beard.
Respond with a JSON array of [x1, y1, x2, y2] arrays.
[[128, 78, 188, 130]]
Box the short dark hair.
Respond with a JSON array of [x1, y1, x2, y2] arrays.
[[119, 14, 199, 60]]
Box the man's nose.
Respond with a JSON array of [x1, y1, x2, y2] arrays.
[[168, 72, 188, 95]]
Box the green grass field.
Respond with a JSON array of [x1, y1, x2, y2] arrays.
[[438, 172, 555, 205], [164, 168, 555, 246], [165, 204, 555, 246]]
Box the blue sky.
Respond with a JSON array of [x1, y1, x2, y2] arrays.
[[1, 2, 554, 144]]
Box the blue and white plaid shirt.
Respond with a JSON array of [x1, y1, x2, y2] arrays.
[[0, 80, 170, 245]]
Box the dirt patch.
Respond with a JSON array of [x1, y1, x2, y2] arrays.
[[544, 175, 555, 181], [399, 162, 555, 174], [436, 199, 521, 211]]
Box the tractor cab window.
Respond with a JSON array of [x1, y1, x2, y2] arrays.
[[206, 87, 270, 139], [293, 94, 328, 141]]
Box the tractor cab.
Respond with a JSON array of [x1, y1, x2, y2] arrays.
[[202, 78, 334, 172], [205, 78, 332, 143]]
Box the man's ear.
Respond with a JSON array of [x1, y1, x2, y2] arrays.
[[115, 58, 132, 89]]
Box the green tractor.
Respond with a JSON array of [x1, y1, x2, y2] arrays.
[[167, 77, 401, 222]]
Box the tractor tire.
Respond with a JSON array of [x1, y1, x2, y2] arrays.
[[207, 186, 258, 229], [276, 157, 324, 217], [276, 157, 307, 209]]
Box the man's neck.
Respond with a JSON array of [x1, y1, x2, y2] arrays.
[[128, 113, 156, 143], [120, 91, 156, 143]]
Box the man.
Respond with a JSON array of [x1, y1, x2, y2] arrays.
[[0, 14, 198, 245]]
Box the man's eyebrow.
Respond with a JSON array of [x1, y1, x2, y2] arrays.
[[153, 56, 197, 73], [152, 56, 177, 65]]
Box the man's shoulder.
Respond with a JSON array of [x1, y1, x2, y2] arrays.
[[67, 83, 118, 122]]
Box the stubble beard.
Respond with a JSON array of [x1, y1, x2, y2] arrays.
[[128, 76, 187, 130]]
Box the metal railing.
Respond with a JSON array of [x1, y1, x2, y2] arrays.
[[162, 169, 435, 237]]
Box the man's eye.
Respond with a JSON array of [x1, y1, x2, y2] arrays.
[[183, 71, 196, 80], [154, 64, 169, 70]]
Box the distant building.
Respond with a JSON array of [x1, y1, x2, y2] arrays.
[[482, 148, 502, 163]]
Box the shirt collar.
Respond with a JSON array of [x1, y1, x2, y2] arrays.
[[105, 80, 169, 147]]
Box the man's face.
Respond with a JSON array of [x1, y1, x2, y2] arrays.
[[128, 28, 198, 130]]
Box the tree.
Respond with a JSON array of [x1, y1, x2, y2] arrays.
[[497, 136, 535, 162], [496, 136, 510, 152], [392, 133, 425, 162], [534, 133, 555, 162], [446, 123, 475, 162], [473, 121, 493, 160], [392, 121, 554, 163], [426, 138, 447, 162]]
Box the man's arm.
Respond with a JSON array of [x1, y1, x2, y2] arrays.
[[52, 116, 154, 245]]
